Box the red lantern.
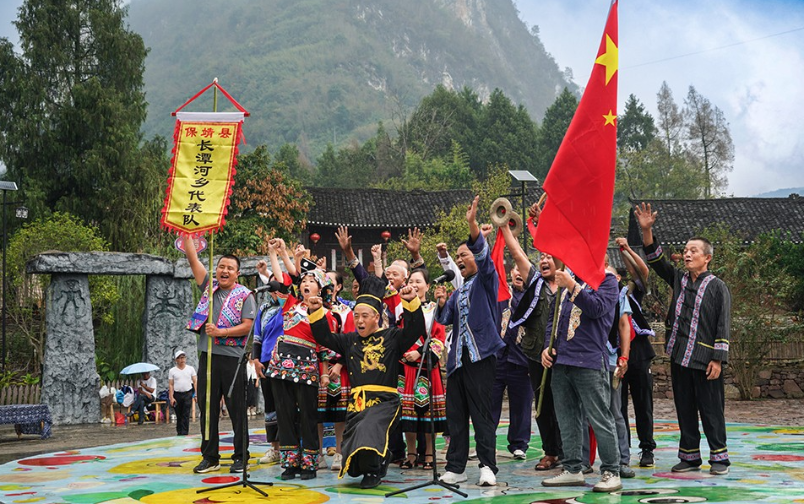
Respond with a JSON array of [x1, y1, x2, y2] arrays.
[[381, 230, 391, 241], [310, 233, 320, 245]]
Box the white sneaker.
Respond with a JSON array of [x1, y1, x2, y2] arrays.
[[439, 471, 467, 485], [593, 471, 622, 493], [477, 466, 497, 486], [331, 453, 342, 471], [317, 454, 327, 469], [259, 448, 280, 464], [468, 450, 478, 460], [513, 449, 527, 460], [542, 470, 585, 487]]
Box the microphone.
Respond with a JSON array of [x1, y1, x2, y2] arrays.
[[253, 281, 283, 293], [432, 270, 456, 284]]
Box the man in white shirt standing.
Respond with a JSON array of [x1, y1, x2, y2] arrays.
[[169, 350, 198, 436]]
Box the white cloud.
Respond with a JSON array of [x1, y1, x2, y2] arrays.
[[516, 0, 804, 196]]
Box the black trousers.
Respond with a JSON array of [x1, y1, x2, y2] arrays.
[[272, 378, 319, 470], [260, 376, 278, 442], [671, 362, 729, 465], [197, 352, 248, 464], [445, 353, 498, 474], [621, 357, 656, 451], [173, 390, 193, 436], [528, 358, 563, 458]]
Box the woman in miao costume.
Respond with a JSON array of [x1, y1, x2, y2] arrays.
[[316, 270, 356, 472], [264, 238, 336, 481], [397, 268, 447, 470]]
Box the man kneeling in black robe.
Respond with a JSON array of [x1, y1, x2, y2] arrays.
[[307, 276, 425, 489]]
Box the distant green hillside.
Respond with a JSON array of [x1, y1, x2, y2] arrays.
[[128, 0, 574, 159]]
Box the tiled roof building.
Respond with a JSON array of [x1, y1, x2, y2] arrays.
[[626, 195, 804, 246]]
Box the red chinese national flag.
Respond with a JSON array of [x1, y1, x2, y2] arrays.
[[533, 0, 618, 290]]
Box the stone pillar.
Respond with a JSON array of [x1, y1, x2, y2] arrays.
[[142, 275, 195, 388], [41, 274, 100, 425]]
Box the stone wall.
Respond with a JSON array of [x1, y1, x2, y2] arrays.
[[649, 326, 804, 400], [27, 252, 270, 425]]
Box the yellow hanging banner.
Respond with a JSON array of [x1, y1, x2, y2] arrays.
[[161, 111, 245, 235]]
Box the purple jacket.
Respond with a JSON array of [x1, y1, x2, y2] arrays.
[[545, 272, 619, 371]]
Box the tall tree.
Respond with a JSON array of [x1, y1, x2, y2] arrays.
[[534, 88, 578, 179], [656, 81, 685, 154], [0, 0, 163, 251], [615, 138, 706, 207], [217, 145, 311, 255], [684, 86, 734, 198], [474, 88, 539, 178], [617, 94, 656, 152], [399, 85, 479, 163]]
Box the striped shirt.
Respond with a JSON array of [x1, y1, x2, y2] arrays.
[[644, 240, 731, 371]]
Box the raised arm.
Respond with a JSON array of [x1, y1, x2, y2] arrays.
[[501, 221, 532, 279], [183, 235, 207, 286], [635, 202, 676, 286], [256, 259, 271, 284], [267, 239, 284, 281], [615, 236, 649, 285], [436, 243, 463, 290], [467, 195, 480, 242], [634, 202, 657, 247], [307, 296, 347, 356], [371, 244, 384, 277], [336, 226, 356, 262], [396, 285, 427, 352], [401, 227, 424, 269]]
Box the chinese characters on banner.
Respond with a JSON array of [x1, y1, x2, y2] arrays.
[[161, 111, 245, 235]]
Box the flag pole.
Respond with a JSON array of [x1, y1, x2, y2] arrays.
[[202, 79, 220, 441], [536, 262, 564, 418]]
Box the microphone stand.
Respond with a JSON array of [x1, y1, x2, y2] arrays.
[[198, 320, 273, 496], [386, 311, 467, 499]]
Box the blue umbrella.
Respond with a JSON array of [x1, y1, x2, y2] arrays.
[[120, 362, 160, 375]]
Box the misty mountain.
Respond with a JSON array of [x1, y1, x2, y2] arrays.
[[753, 187, 804, 198], [127, 0, 574, 160]]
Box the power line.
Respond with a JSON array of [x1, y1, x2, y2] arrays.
[[625, 25, 804, 69]]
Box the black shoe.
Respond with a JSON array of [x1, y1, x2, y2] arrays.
[[380, 456, 390, 478], [193, 459, 221, 474], [229, 459, 244, 473], [671, 460, 701, 473], [300, 469, 317, 480], [582, 465, 594, 475], [710, 462, 730, 475], [639, 450, 655, 468], [360, 473, 382, 489], [280, 466, 301, 480], [620, 465, 636, 478]]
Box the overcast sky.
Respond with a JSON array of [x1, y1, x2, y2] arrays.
[[2, 1, 803, 196], [516, 0, 804, 196]]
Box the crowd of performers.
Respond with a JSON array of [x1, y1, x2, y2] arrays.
[[180, 198, 732, 492]]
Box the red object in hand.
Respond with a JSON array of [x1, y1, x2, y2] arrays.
[[381, 230, 391, 241], [310, 233, 320, 244]]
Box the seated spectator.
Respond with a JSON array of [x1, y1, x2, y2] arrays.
[[129, 371, 157, 425]]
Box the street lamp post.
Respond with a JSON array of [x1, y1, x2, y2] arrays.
[[507, 170, 539, 251], [0, 181, 18, 373]]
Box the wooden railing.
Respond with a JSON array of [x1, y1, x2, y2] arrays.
[[1, 380, 138, 406], [0, 384, 41, 406]]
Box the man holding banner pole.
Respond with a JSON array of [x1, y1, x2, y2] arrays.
[[183, 235, 256, 474]]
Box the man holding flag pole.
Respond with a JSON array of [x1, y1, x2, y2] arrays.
[[534, 0, 623, 493]]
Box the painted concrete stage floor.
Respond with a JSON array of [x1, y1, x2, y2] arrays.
[[2, 420, 804, 503]]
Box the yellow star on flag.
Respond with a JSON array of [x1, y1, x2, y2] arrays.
[[595, 34, 618, 85], [603, 110, 617, 126]]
